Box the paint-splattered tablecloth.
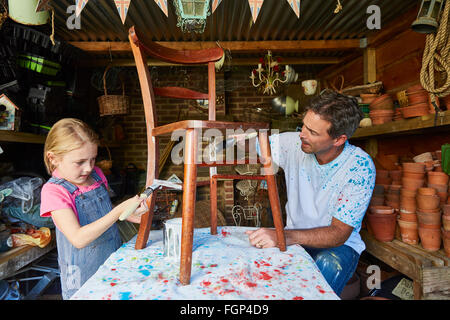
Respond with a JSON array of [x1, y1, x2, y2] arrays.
[[71, 226, 339, 300]]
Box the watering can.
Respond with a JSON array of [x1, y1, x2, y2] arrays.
[[8, 0, 50, 26]]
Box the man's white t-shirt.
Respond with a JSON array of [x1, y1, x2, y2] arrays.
[[257, 132, 376, 255]]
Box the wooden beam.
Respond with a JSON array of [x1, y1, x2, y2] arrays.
[[364, 47, 377, 84], [79, 56, 343, 68], [69, 39, 362, 54]]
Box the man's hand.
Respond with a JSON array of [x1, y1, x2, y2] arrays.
[[245, 228, 278, 249]]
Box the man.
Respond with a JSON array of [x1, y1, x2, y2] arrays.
[[243, 89, 376, 296]]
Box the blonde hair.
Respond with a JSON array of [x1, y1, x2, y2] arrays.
[[44, 118, 100, 175]]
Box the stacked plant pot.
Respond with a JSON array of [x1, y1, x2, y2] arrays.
[[443, 204, 450, 257], [369, 94, 394, 125], [427, 171, 449, 205], [370, 184, 385, 206], [366, 206, 397, 242], [401, 84, 430, 119], [398, 162, 425, 245], [416, 187, 442, 251]]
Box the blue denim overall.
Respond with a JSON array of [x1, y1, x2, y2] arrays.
[[47, 170, 122, 299]]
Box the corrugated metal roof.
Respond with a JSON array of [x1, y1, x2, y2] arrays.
[[50, 0, 418, 42]]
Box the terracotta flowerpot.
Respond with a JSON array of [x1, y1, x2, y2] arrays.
[[416, 207, 440, 214], [437, 191, 448, 204], [399, 210, 417, 222], [443, 204, 450, 216], [402, 162, 425, 173], [403, 172, 425, 180], [416, 194, 440, 210], [398, 218, 419, 245], [428, 172, 449, 185], [418, 225, 441, 251], [443, 215, 450, 231], [385, 200, 399, 210], [385, 193, 400, 202], [369, 206, 394, 215], [443, 228, 450, 257], [388, 185, 402, 194], [424, 160, 434, 172], [417, 187, 437, 196], [402, 177, 424, 191], [401, 188, 417, 197], [367, 212, 397, 242], [369, 94, 394, 111], [401, 103, 429, 118], [407, 92, 428, 105], [417, 210, 441, 225], [428, 183, 448, 193]]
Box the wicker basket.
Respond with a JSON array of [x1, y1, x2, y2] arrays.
[[97, 65, 130, 116]]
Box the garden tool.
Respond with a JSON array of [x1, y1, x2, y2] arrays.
[[119, 179, 182, 221]]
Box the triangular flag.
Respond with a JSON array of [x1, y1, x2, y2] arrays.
[[75, 0, 89, 17], [35, 0, 52, 12], [287, 0, 300, 18], [212, 0, 223, 13], [248, 0, 264, 23], [114, 0, 131, 24], [154, 0, 168, 17]]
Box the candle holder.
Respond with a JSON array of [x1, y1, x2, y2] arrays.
[[250, 51, 297, 95]]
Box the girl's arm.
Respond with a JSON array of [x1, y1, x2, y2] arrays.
[[51, 196, 142, 249]]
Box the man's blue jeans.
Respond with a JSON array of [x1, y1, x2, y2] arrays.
[[304, 245, 360, 296]]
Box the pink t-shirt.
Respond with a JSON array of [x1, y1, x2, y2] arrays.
[[40, 166, 109, 221]]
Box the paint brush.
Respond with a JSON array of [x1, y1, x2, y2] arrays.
[[119, 179, 182, 221]]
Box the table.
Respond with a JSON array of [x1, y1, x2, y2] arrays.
[[71, 226, 339, 300]]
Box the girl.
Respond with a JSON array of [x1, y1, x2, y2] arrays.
[[40, 118, 147, 299]]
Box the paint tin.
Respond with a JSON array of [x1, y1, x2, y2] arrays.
[[163, 218, 182, 260]]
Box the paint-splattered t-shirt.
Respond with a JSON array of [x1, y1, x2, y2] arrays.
[[257, 132, 375, 254]]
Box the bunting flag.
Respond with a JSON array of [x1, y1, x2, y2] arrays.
[[114, 0, 131, 24], [248, 0, 264, 23], [287, 0, 300, 18], [154, 0, 168, 17], [75, 0, 89, 17], [35, 0, 52, 12], [212, 0, 223, 13]]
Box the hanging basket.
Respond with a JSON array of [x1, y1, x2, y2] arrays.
[[97, 65, 130, 116]]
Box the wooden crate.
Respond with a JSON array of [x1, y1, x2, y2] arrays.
[[361, 230, 450, 299]]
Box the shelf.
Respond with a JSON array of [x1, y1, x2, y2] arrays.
[[0, 131, 46, 144], [351, 110, 450, 139]]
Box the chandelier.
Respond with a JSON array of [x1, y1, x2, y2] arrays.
[[173, 0, 211, 33], [250, 51, 296, 95]]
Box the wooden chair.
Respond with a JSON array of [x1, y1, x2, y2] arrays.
[[128, 26, 286, 285]]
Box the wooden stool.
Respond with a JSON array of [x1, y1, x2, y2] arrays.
[[128, 26, 286, 285]]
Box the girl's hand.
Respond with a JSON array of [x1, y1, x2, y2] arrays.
[[126, 199, 149, 224]]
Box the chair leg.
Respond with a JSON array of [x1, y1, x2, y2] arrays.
[[258, 130, 287, 252], [180, 128, 198, 285], [210, 176, 218, 235], [135, 194, 156, 250]]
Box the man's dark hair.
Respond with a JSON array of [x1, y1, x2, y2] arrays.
[[305, 89, 363, 139]]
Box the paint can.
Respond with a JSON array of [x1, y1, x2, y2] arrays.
[[163, 218, 182, 260], [169, 199, 179, 215]]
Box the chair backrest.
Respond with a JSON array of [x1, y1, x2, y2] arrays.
[[128, 26, 224, 123]]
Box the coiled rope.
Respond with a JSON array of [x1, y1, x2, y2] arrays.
[[420, 0, 450, 100]]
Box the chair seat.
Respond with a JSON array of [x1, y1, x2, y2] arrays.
[[152, 120, 270, 136]]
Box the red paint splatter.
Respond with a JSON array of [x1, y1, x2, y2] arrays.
[[246, 281, 257, 288], [110, 283, 117, 287], [293, 296, 304, 300], [260, 260, 271, 266], [254, 261, 260, 268], [259, 272, 272, 281], [210, 264, 218, 267], [264, 295, 270, 299], [163, 280, 168, 283], [316, 285, 326, 294], [274, 269, 282, 274], [201, 280, 211, 287], [221, 278, 229, 283], [111, 268, 116, 271], [221, 229, 231, 237]]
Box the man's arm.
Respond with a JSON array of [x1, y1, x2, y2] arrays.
[[246, 217, 353, 249]]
